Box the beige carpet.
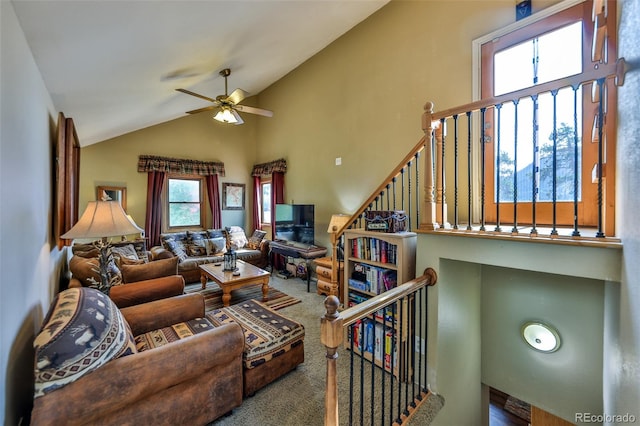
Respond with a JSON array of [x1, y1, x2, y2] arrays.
[[209, 275, 444, 426]]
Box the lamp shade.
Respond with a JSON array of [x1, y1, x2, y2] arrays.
[[327, 214, 351, 233], [213, 108, 243, 125], [61, 201, 143, 240]]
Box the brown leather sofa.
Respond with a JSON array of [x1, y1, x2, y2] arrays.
[[69, 249, 185, 308], [31, 292, 245, 426]]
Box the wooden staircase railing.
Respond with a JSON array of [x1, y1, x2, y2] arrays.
[[321, 268, 437, 426]]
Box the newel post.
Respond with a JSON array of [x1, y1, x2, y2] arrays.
[[321, 295, 343, 426], [421, 101, 439, 230]]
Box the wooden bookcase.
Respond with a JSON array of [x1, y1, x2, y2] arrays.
[[343, 229, 417, 379]]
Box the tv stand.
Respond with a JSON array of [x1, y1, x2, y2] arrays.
[[269, 240, 327, 292]]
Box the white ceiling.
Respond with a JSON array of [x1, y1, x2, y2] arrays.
[[12, 0, 389, 146]]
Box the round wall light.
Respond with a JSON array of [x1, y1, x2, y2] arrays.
[[521, 321, 561, 353]]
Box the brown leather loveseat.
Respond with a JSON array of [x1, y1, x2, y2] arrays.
[[31, 290, 244, 425]]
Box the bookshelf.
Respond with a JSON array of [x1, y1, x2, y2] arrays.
[[343, 229, 417, 379]]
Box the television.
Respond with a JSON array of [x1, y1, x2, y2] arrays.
[[275, 204, 315, 245]]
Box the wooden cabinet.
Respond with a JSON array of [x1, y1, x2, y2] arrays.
[[343, 229, 417, 379], [314, 256, 343, 297]]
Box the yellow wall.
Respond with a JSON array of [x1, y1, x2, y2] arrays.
[[83, 0, 555, 250]]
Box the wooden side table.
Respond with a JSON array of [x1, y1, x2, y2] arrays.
[[314, 256, 343, 298]]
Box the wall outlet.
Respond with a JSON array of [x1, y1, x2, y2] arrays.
[[414, 336, 426, 354], [335, 157, 342, 166]]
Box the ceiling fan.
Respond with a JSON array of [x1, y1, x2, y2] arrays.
[[176, 68, 273, 125]]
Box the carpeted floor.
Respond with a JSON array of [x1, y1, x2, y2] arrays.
[[184, 281, 301, 311], [209, 275, 444, 426]]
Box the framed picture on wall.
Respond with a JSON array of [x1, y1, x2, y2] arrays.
[[97, 186, 127, 211], [223, 182, 245, 210]]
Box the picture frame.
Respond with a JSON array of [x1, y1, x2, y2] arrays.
[[223, 182, 245, 210], [97, 185, 127, 211]]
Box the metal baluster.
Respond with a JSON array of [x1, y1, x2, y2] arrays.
[[392, 177, 397, 210], [531, 94, 539, 236], [359, 322, 365, 426], [370, 314, 375, 426], [453, 114, 460, 229], [551, 90, 559, 236], [390, 302, 396, 424], [415, 152, 420, 229], [494, 105, 502, 232], [511, 100, 519, 234], [440, 117, 446, 230], [480, 108, 486, 231], [386, 184, 391, 211], [407, 160, 412, 231], [401, 168, 405, 213], [596, 78, 605, 238], [466, 111, 472, 230], [572, 85, 581, 236], [349, 325, 355, 426]]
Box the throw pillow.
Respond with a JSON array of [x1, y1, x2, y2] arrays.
[[247, 230, 267, 250], [204, 237, 227, 256], [33, 287, 136, 398], [69, 253, 123, 288], [120, 256, 179, 283], [111, 244, 139, 267], [163, 237, 188, 262], [187, 244, 207, 257], [225, 226, 249, 250], [112, 239, 149, 263]]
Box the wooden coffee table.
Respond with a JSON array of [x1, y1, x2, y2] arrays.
[[199, 260, 270, 307]]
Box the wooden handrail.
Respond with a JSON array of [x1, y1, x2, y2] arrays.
[[431, 58, 626, 121], [339, 268, 437, 328], [321, 268, 437, 426]]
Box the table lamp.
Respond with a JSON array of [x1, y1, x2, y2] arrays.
[[61, 201, 143, 294]]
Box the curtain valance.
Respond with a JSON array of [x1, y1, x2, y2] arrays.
[[138, 155, 225, 176], [251, 158, 287, 176]]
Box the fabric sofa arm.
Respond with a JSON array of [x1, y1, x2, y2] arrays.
[[31, 322, 244, 426], [120, 293, 205, 336], [109, 275, 185, 308]]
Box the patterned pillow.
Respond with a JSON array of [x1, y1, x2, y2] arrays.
[[33, 287, 136, 397], [247, 230, 267, 250], [203, 237, 227, 256], [111, 244, 139, 267], [163, 237, 188, 262], [112, 240, 149, 263], [225, 226, 249, 250], [187, 244, 207, 257]]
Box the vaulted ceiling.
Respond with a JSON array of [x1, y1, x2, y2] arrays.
[[12, 0, 389, 146]]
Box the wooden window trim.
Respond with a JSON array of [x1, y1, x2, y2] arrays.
[[164, 174, 206, 232]]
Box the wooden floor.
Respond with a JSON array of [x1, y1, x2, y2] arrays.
[[490, 401, 530, 426], [489, 388, 530, 426]]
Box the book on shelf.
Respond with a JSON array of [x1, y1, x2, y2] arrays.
[[350, 237, 398, 265], [349, 263, 397, 295]]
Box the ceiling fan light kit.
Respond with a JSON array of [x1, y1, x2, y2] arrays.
[[177, 68, 273, 125]]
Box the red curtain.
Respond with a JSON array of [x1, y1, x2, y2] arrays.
[[252, 176, 261, 232], [145, 171, 165, 247], [270, 171, 285, 240], [206, 174, 222, 229]]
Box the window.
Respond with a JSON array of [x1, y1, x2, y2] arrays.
[[260, 179, 272, 225], [481, 0, 617, 228], [165, 175, 205, 229]]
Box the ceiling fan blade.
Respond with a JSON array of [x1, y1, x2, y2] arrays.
[[227, 88, 249, 105], [185, 105, 217, 115], [231, 109, 244, 125], [234, 104, 274, 118], [175, 88, 216, 103]]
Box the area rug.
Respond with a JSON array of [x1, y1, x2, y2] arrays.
[[184, 282, 301, 311]]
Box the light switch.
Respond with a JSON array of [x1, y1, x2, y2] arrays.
[[335, 157, 342, 166]]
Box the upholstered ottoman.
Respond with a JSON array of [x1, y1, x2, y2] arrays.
[[206, 300, 305, 397]]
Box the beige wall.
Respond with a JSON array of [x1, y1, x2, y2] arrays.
[[79, 105, 260, 232]]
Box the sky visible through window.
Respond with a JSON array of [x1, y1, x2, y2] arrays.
[[493, 21, 583, 202]]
